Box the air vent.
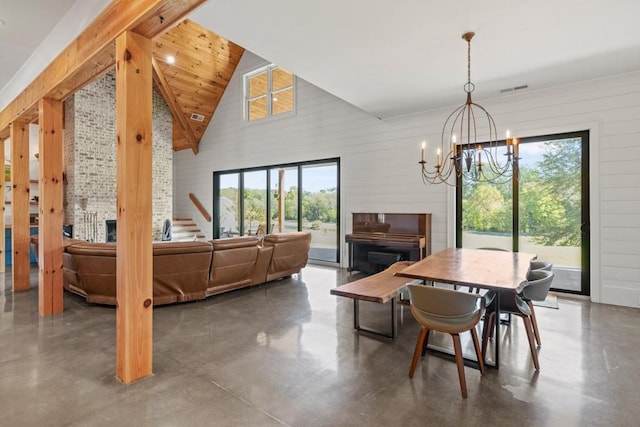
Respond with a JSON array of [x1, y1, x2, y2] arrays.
[[190, 113, 205, 122], [500, 84, 529, 94]]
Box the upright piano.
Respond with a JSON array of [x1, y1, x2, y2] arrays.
[[346, 213, 432, 273]]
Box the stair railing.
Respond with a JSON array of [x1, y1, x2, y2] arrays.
[[188, 193, 211, 222]]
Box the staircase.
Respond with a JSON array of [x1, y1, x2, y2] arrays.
[[171, 218, 206, 241]]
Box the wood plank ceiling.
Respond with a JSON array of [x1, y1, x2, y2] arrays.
[[152, 19, 244, 153], [0, 18, 243, 154]]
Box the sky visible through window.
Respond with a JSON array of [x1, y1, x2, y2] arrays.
[[236, 166, 335, 192]]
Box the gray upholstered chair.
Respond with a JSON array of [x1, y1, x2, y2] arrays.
[[408, 284, 485, 398], [481, 269, 554, 371], [530, 260, 553, 272], [522, 268, 554, 345]]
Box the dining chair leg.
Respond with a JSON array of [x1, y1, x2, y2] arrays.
[[470, 327, 485, 375], [481, 312, 495, 361], [527, 300, 541, 346], [521, 315, 540, 371], [421, 329, 431, 357], [451, 333, 468, 398], [409, 327, 428, 378]]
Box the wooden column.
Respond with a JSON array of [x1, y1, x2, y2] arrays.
[[38, 98, 64, 315], [10, 121, 30, 292], [115, 31, 153, 384], [0, 138, 5, 273]]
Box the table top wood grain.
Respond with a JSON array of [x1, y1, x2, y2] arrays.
[[330, 261, 415, 304], [394, 248, 535, 292]]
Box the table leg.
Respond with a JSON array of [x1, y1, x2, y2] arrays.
[[352, 297, 398, 340], [391, 297, 397, 339]]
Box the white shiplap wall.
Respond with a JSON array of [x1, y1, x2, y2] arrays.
[[174, 51, 640, 308]]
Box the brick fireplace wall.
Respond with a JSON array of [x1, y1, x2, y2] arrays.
[[64, 70, 173, 242]]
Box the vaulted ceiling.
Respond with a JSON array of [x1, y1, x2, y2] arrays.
[[152, 20, 244, 153], [2, 0, 640, 141], [0, 4, 243, 153]]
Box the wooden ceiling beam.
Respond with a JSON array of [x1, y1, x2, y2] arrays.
[[152, 57, 199, 154], [0, 0, 206, 137]]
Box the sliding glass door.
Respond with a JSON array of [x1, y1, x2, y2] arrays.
[[457, 131, 590, 295], [270, 167, 298, 233], [213, 158, 340, 263], [301, 163, 338, 263], [217, 173, 240, 236]]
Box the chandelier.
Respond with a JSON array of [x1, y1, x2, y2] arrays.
[[420, 32, 519, 186]]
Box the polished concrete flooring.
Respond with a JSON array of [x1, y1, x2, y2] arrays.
[[1, 265, 639, 426]]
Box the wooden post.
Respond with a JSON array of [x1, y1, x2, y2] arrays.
[[278, 168, 284, 233], [10, 121, 30, 292], [38, 98, 64, 315], [0, 138, 5, 273], [115, 30, 153, 384]]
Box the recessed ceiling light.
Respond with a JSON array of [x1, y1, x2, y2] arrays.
[[166, 55, 175, 64]]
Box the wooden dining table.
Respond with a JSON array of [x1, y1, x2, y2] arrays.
[[395, 247, 536, 368]]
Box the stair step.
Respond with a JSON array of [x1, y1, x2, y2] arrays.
[[171, 222, 198, 228], [172, 227, 200, 232], [172, 232, 205, 238], [172, 235, 206, 242], [168, 218, 205, 241]]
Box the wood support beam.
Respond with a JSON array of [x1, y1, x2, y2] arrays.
[[10, 121, 30, 292], [0, 138, 4, 273], [152, 57, 199, 154], [0, 0, 206, 137], [38, 98, 64, 315], [115, 31, 154, 384]]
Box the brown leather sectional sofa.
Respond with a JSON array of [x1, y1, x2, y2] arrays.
[[32, 231, 312, 306]]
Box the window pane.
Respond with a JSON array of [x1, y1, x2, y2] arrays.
[[272, 67, 293, 91], [243, 171, 267, 236], [248, 72, 268, 98], [270, 167, 298, 233], [461, 179, 513, 251], [271, 88, 293, 116], [248, 96, 267, 121], [518, 137, 583, 292], [219, 173, 240, 237], [302, 163, 338, 262]]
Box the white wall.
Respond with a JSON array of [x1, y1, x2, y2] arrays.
[[174, 51, 640, 308]]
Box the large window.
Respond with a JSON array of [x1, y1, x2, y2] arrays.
[[214, 158, 340, 263], [244, 65, 294, 121], [456, 131, 590, 295]]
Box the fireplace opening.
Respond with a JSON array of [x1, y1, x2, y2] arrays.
[[106, 220, 116, 243]]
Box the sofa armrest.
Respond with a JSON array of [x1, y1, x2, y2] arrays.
[[263, 231, 311, 245], [263, 231, 311, 282]]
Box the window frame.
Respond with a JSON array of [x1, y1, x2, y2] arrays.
[[455, 130, 590, 296], [213, 157, 341, 264], [243, 64, 296, 122]]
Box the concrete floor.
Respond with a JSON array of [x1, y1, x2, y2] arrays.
[[1, 265, 639, 426]]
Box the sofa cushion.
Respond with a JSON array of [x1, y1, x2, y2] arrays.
[[211, 236, 260, 250], [208, 237, 260, 294], [63, 241, 213, 305], [263, 231, 311, 281], [152, 241, 213, 304]]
